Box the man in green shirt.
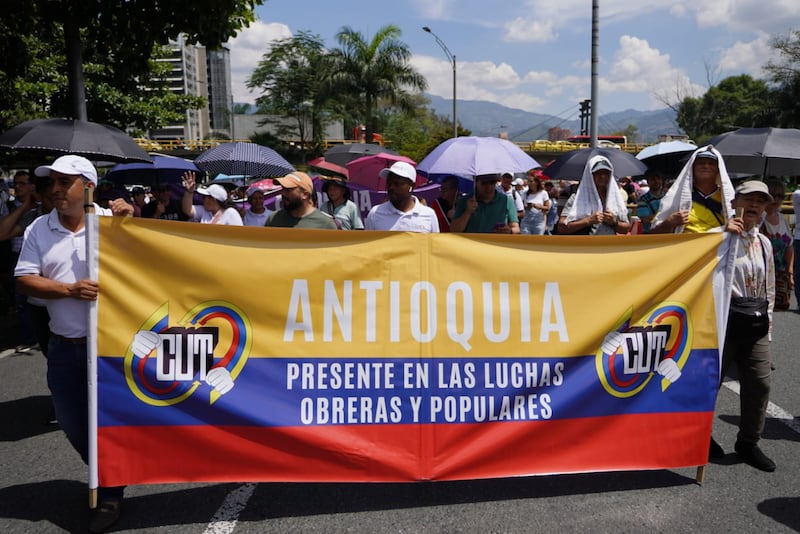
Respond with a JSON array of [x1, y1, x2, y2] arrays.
[[265, 172, 338, 229], [450, 174, 520, 234]]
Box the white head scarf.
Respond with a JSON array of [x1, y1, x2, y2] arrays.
[[651, 145, 735, 233], [565, 155, 629, 234]]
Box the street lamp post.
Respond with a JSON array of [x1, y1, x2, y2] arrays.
[[422, 26, 457, 138]]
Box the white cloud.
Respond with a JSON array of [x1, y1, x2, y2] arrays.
[[502, 17, 558, 43], [718, 34, 775, 78], [602, 35, 706, 110], [226, 20, 293, 104]]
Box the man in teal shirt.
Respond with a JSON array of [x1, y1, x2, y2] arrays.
[[451, 174, 520, 234]]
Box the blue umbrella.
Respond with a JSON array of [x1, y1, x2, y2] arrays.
[[105, 154, 202, 186], [194, 142, 294, 177], [210, 174, 248, 186], [417, 136, 540, 179]]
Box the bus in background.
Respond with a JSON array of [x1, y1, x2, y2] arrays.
[[566, 134, 627, 146]]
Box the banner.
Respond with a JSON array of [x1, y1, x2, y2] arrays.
[[92, 217, 725, 486]]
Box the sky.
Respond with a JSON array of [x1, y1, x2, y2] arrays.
[[225, 0, 800, 123]]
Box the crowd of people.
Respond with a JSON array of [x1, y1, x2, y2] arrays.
[[0, 145, 797, 532]]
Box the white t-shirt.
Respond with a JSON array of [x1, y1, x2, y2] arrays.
[[365, 197, 440, 233], [243, 208, 273, 227], [524, 190, 550, 210], [14, 206, 112, 337], [192, 205, 243, 225]]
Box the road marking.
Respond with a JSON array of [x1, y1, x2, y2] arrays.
[[203, 483, 257, 534], [0, 348, 16, 360], [723, 380, 800, 435]]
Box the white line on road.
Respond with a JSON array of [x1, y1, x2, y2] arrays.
[[723, 380, 800, 435], [203, 483, 257, 534]]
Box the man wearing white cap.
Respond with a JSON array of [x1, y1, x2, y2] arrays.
[[241, 185, 274, 227], [14, 154, 133, 531], [364, 161, 439, 233], [181, 171, 243, 225]]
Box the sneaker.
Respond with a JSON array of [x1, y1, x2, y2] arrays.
[[89, 499, 122, 533], [734, 441, 775, 472], [709, 436, 725, 459], [14, 344, 33, 353]]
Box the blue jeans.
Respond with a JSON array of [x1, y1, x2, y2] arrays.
[[47, 338, 123, 500], [520, 211, 545, 235]]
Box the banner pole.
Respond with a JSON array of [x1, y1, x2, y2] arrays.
[[85, 187, 99, 505], [695, 465, 706, 485]]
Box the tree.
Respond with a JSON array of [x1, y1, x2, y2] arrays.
[[247, 31, 332, 161], [764, 30, 800, 128], [0, 1, 263, 129], [676, 75, 772, 142], [328, 25, 427, 143]]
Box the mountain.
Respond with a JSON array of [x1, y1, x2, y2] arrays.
[[424, 93, 681, 143]]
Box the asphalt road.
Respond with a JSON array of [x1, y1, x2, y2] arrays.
[[1, 308, 799, 533]]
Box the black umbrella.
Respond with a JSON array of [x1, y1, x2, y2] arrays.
[[194, 142, 294, 177], [707, 127, 800, 176], [323, 143, 398, 167], [0, 118, 151, 163], [542, 148, 648, 181], [104, 154, 204, 186]]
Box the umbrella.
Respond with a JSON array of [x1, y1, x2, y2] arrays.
[[0, 118, 151, 163], [346, 153, 422, 190], [323, 143, 398, 167], [194, 142, 294, 177], [247, 178, 280, 193], [104, 154, 202, 186], [308, 156, 349, 179], [210, 174, 248, 186], [542, 148, 647, 181], [416, 136, 540, 178], [635, 141, 697, 175], [706, 127, 800, 176]]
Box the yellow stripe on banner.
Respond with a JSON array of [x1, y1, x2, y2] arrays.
[[96, 218, 722, 360]]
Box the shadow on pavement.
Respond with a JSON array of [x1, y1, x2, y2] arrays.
[[0, 395, 58, 442], [758, 497, 800, 531], [242, 470, 696, 519]]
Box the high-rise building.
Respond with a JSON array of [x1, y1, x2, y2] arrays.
[[149, 35, 232, 142]]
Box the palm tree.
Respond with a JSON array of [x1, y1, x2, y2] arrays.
[[328, 25, 427, 143]]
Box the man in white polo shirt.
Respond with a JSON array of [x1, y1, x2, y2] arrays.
[[365, 161, 439, 233], [14, 154, 132, 533]]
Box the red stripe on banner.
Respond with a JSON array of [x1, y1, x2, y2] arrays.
[[98, 412, 713, 486]]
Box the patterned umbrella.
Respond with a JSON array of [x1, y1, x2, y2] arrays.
[[0, 118, 151, 163], [194, 142, 294, 177]]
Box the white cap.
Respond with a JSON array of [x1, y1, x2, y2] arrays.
[[591, 158, 613, 173], [511, 178, 524, 186], [197, 183, 228, 203], [35, 155, 98, 185], [378, 161, 416, 183]]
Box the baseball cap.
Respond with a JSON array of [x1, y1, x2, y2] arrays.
[[591, 158, 613, 173], [378, 161, 416, 183], [35, 155, 98, 185], [511, 178, 524, 186], [695, 148, 718, 161], [735, 180, 773, 202], [196, 183, 228, 203], [275, 171, 314, 193]]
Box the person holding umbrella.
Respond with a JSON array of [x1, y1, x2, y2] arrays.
[[450, 174, 520, 234], [557, 155, 630, 235], [181, 171, 243, 226]]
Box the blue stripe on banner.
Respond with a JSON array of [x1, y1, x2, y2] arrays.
[[98, 350, 720, 428]]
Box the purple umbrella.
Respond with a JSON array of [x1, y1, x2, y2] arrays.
[[105, 154, 203, 186], [417, 136, 540, 179]]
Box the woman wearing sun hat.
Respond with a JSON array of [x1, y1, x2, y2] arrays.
[[180, 171, 243, 225], [320, 175, 363, 230]]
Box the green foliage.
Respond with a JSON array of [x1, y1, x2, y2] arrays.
[[0, 0, 263, 131], [328, 25, 427, 143], [247, 31, 331, 158], [676, 75, 773, 141], [764, 30, 800, 127]]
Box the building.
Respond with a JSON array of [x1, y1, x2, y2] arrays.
[[148, 36, 233, 142]]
